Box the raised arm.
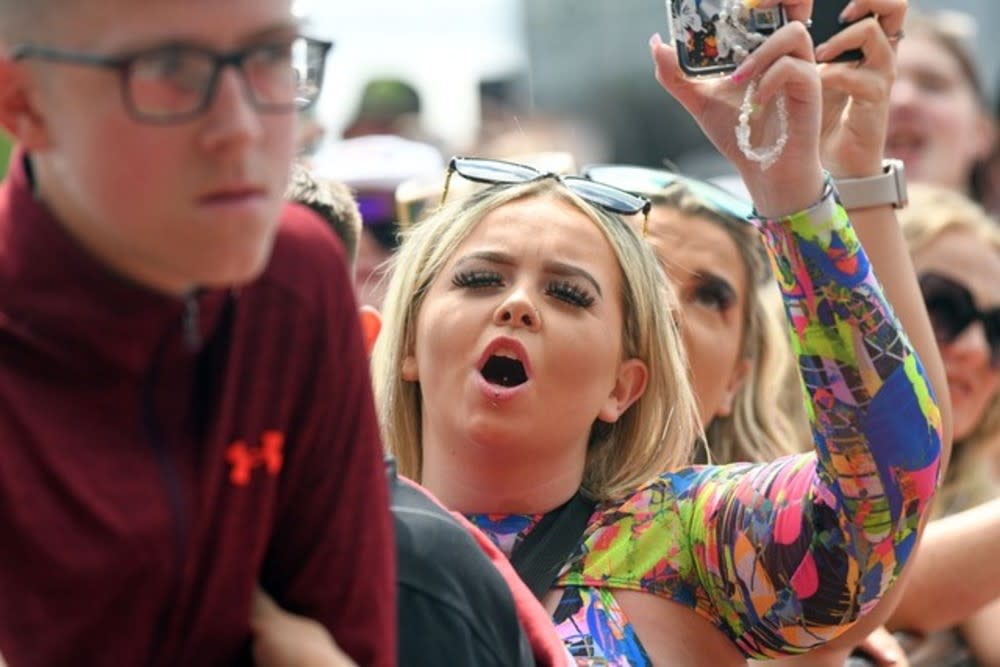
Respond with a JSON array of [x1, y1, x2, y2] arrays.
[[651, 2, 943, 658], [817, 0, 952, 472]]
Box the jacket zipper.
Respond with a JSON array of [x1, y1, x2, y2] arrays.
[[183, 292, 202, 350], [143, 300, 198, 666]]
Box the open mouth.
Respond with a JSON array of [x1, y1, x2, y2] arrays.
[[885, 129, 925, 158], [480, 354, 529, 388]]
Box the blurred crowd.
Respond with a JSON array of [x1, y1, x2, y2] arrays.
[[1, 1, 999, 666]]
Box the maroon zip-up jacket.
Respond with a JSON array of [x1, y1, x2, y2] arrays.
[[0, 153, 395, 666]]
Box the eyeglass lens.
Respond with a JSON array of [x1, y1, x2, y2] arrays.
[[126, 37, 325, 120], [451, 158, 648, 216], [582, 164, 754, 220]]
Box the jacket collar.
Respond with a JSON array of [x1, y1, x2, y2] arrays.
[[0, 149, 228, 376]]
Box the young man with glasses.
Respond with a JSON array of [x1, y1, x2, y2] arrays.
[[0, 1, 394, 665]]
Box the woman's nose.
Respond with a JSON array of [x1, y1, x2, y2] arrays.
[[493, 292, 541, 331], [945, 321, 993, 368]]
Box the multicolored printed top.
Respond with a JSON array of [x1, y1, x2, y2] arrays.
[[468, 189, 943, 665]]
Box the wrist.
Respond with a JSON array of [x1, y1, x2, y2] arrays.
[[745, 168, 826, 219], [829, 159, 884, 180]]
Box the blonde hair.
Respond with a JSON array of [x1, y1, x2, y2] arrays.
[[646, 185, 804, 464], [371, 178, 701, 501], [899, 184, 1000, 516], [285, 164, 363, 267]]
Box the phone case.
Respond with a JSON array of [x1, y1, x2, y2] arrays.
[[666, 0, 787, 77]]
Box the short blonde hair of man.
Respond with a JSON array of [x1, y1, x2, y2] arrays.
[[285, 163, 363, 268], [371, 178, 701, 501], [899, 184, 1000, 517]]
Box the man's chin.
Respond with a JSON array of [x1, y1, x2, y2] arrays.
[[194, 246, 275, 290]]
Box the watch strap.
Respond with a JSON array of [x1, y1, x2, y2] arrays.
[[833, 159, 908, 210]]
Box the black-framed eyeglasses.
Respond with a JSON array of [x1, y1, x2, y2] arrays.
[[919, 272, 1000, 367], [10, 36, 333, 125], [581, 163, 755, 222], [442, 156, 652, 234]]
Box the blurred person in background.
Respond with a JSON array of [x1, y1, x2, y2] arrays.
[[342, 77, 420, 139], [311, 133, 444, 308], [982, 86, 1000, 215], [877, 184, 1000, 667], [887, 10, 996, 207]]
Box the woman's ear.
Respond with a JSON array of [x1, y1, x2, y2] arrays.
[[0, 59, 53, 151], [598, 358, 648, 423], [401, 348, 419, 382]]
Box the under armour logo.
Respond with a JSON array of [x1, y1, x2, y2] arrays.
[[226, 431, 284, 486]]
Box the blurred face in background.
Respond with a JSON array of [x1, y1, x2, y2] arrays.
[[352, 188, 400, 308], [911, 229, 1000, 441], [644, 206, 749, 427], [355, 229, 394, 308], [887, 32, 994, 193]]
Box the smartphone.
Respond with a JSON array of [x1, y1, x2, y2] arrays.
[[666, 0, 788, 77], [809, 0, 865, 62]]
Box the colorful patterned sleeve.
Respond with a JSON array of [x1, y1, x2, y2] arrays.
[[559, 185, 943, 659]]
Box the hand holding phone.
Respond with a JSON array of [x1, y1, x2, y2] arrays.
[[815, 0, 907, 179]]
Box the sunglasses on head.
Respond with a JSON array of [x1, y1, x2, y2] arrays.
[[919, 272, 1000, 367], [441, 157, 653, 234], [580, 164, 755, 222]]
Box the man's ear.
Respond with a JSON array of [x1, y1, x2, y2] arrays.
[[597, 358, 648, 423], [0, 58, 52, 150], [714, 358, 751, 419], [358, 305, 382, 357]]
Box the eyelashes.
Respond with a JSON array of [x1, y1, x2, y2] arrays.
[[690, 277, 736, 312], [546, 280, 595, 308], [451, 271, 596, 309], [452, 270, 503, 288]]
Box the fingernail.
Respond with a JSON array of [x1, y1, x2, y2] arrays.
[[814, 43, 830, 61], [649, 32, 662, 49], [731, 58, 753, 82], [839, 1, 856, 23]]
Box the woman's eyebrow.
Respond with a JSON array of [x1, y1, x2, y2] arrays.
[[454, 250, 515, 268]]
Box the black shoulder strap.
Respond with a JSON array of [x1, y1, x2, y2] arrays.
[[509, 490, 597, 601]]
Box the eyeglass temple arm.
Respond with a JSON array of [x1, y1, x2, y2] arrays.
[[439, 167, 455, 209]]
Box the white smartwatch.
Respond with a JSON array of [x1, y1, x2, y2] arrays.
[[833, 159, 908, 210]]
